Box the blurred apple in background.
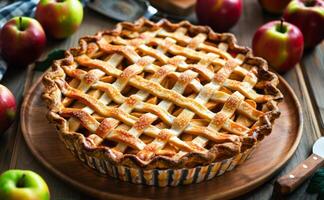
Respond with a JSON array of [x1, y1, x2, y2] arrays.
[[258, 0, 292, 15], [0, 17, 46, 66], [35, 0, 83, 39], [0, 170, 50, 200], [283, 0, 324, 49], [196, 0, 243, 32], [0, 85, 16, 133], [252, 20, 304, 73]]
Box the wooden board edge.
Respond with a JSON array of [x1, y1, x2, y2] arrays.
[[19, 75, 304, 200], [296, 64, 322, 137]]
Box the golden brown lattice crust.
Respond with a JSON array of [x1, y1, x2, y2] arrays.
[[42, 18, 283, 169]]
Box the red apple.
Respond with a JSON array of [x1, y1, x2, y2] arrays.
[[252, 20, 304, 73], [196, 0, 243, 32], [35, 0, 83, 39], [0, 85, 16, 133], [258, 0, 292, 15], [283, 0, 324, 49], [0, 17, 46, 66]]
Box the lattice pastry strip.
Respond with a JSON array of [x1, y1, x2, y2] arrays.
[[65, 30, 268, 156], [65, 32, 205, 148], [112, 70, 198, 152], [67, 53, 124, 131], [100, 28, 273, 105], [133, 30, 267, 159], [67, 38, 176, 142], [113, 32, 222, 156], [117, 35, 242, 156], [66, 29, 172, 132], [137, 59, 241, 160], [66, 54, 225, 153], [181, 61, 262, 156]]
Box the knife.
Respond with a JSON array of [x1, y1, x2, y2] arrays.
[[276, 137, 324, 194], [86, 0, 189, 22], [87, 0, 157, 22]]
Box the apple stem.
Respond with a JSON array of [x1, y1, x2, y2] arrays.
[[17, 174, 25, 188], [280, 18, 284, 33], [19, 17, 22, 31]]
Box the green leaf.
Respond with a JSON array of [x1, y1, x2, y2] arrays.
[[34, 50, 65, 72], [307, 168, 324, 194]]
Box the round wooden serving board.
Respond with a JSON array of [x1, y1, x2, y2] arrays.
[[21, 76, 303, 200]]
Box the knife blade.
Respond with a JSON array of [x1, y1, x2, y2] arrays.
[[313, 137, 324, 158], [87, 0, 157, 22], [275, 137, 324, 194]]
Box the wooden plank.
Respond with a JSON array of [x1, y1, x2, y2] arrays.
[[301, 44, 324, 130], [0, 67, 26, 172], [295, 64, 322, 138], [9, 64, 35, 169]]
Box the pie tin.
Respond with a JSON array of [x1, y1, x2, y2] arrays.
[[62, 135, 256, 187]]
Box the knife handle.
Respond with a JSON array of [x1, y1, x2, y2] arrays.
[[275, 153, 324, 194]]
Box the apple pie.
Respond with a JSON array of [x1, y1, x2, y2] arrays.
[[42, 18, 283, 186]]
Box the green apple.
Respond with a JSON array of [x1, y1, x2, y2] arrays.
[[35, 0, 83, 39], [0, 170, 50, 200]]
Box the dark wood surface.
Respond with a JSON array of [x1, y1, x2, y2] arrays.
[[20, 74, 303, 200], [0, 1, 323, 199], [302, 49, 324, 129]]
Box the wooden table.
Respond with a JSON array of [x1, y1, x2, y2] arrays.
[[0, 1, 323, 199]]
